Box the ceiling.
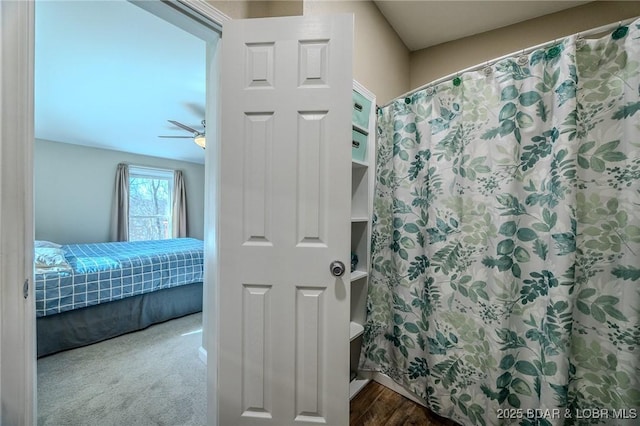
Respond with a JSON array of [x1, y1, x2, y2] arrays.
[[35, 0, 207, 164], [374, 0, 592, 51], [35, 1, 591, 164]]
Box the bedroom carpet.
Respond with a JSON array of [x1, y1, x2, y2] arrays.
[[37, 313, 206, 426]]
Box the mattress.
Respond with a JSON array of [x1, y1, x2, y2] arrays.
[[35, 238, 204, 317]]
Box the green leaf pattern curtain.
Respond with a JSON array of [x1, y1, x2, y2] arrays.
[[361, 20, 640, 426]]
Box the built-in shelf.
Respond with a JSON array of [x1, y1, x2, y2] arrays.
[[349, 82, 375, 405], [349, 378, 371, 400], [351, 270, 368, 282], [350, 321, 364, 341], [353, 123, 369, 135], [352, 159, 368, 168]]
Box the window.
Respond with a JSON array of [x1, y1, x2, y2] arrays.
[[128, 166, 174, 241]]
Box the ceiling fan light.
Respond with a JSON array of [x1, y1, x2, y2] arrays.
[[194, 134, 206, 149]]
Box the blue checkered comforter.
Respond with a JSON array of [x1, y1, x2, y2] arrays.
[[35, 238, 204, 317]]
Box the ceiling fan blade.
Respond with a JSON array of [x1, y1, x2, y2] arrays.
[[184, 102, 205, 117], [168, 120, 198, 134], [158, 135, 193, 138]]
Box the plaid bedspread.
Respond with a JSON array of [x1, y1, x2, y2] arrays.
[[35, 238, 204, 317]]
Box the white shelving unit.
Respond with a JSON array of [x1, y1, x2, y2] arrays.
[[350, 321, 365, 341], [349, 378, 371, 400], [349, 80, 376, 400]]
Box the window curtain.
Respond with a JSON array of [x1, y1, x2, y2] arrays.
[[172, 170, 187, 238], [361, 20, 640, 426], [111, 163, 129, 242]]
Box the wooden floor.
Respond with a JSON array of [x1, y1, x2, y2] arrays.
[[350, 381, 460, 426]]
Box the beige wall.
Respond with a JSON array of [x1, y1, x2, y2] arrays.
[[304, 0, 410, 104], [207, 1, 302, 19], [207, 1, 251, 19], [410, 1, 640, 89], [247, 0, 303, 18]]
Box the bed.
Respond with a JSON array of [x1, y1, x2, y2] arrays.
[[34, 238, 204, 357]]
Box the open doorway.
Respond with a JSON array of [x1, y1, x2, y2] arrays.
[[5, 2, 359, 424], [33, 1, 220, 423]]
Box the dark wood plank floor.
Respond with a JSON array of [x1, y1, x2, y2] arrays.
[[350, 381, 460, 426]]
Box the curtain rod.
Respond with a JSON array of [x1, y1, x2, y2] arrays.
[[126, 164, 177, 174], [381, 16, 638, 108]]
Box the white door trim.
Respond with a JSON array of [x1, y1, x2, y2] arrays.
[[167, 4, 229, 424], [203, 33, 222, 426], [0, 0, 36, 424], [176, 0, 231, 30]]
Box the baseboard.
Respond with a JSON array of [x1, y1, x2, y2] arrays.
[[361, 371, 427, 407], [198, 346, 207, 365]]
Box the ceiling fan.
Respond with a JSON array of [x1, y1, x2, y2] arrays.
[[159, 120, 206, 149]]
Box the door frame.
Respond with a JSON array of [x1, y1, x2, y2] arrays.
[[0, 1, 36, 424], [0, 0, 229, 424]]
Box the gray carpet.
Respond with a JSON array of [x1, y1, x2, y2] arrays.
[[37, 313, 206, 426]]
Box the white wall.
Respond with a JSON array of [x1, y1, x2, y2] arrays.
[[35, 139, 205, 244]]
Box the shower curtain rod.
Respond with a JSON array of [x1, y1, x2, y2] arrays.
[[381, 16, 638, 108]]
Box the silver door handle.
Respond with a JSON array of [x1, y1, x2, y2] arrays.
[[330, 261, 346, 277]]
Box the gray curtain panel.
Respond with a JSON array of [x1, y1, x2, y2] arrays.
[[172, 170, 188, 238], [111, 163, 129, 242]]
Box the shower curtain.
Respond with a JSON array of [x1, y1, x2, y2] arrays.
[[361, 19, 640, 426]]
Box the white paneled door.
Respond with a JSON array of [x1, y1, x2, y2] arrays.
[[219, 15, 353, 425]]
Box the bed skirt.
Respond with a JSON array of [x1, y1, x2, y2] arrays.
[[37, 282, 203, 357]]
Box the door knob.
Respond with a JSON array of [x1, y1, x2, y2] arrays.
[[330, 260, 346, 277]]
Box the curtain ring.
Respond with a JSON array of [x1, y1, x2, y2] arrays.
[[517, 49, 528, 66], [483, 61, 493, 76]]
